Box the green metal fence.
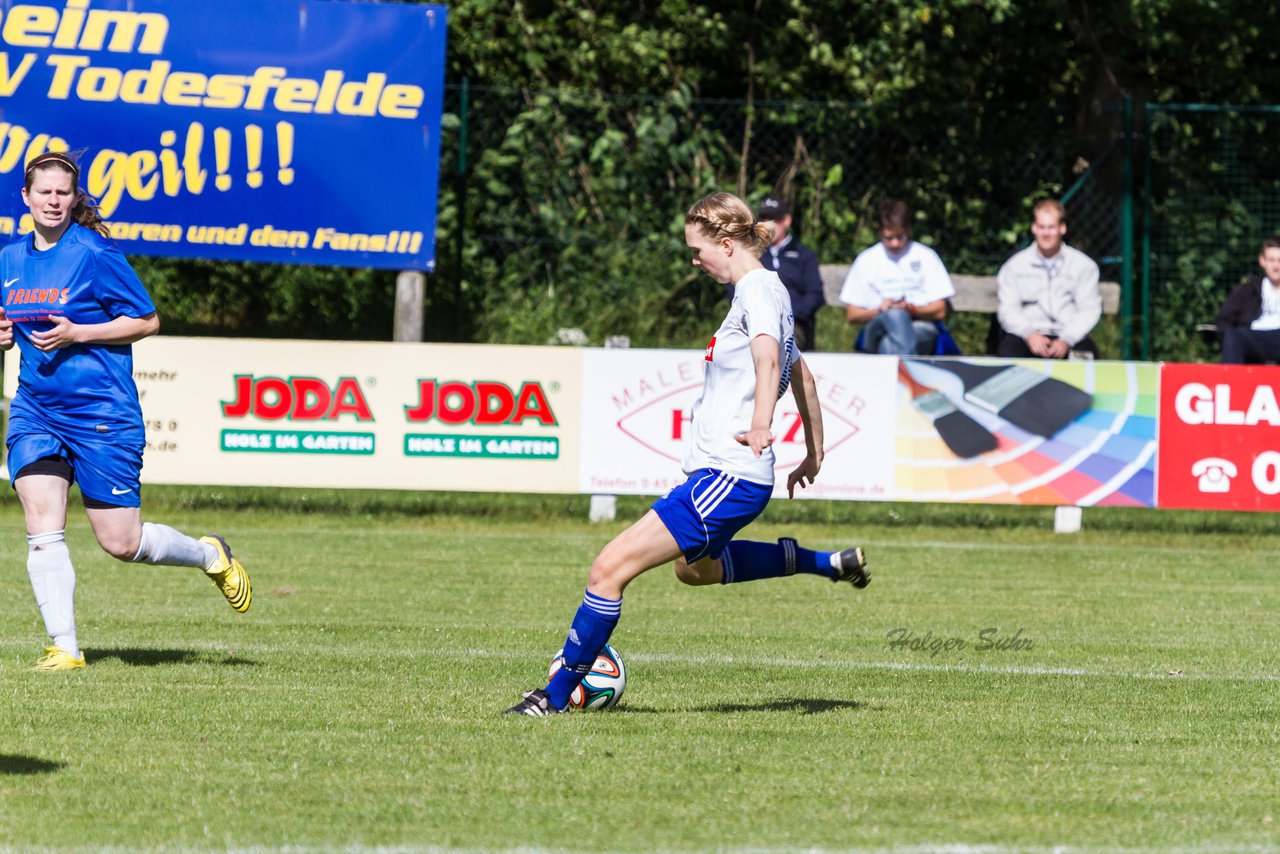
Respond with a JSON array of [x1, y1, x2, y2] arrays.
[[1142, 103, 1280, 361], [432, 81, 1133, 351]]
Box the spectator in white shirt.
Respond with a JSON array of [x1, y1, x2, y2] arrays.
[[839, 198, 955, 356]]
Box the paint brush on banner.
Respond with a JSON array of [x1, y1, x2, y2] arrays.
[[898, 361, 998, 458], [916, 358, 1092, 438]]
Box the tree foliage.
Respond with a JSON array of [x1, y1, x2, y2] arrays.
[[142, 1, 1280, 359]]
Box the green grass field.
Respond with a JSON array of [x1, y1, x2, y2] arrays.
[[1, 488, 1277, 851]]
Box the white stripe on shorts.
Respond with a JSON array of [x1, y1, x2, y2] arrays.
[[692, 472, 738, 519]]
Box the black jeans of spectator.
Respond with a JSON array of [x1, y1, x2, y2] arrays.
[[1221, 325, 1280, 364], [794, 316, 814, 353], [996, 331, 1098, 359]]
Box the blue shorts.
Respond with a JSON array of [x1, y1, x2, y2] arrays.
[[651, 468, 772, 562], [7, 415, 144, 508]]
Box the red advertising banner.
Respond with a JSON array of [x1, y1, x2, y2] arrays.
[[1157, 363, 1280, 511]]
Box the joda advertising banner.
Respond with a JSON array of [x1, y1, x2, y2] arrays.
[[0, 0, 447, 269], [1, 336, 582, 493]]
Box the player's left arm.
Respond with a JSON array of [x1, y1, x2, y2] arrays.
[[786, 355, 824, 498], [30, 312, 159, 352]]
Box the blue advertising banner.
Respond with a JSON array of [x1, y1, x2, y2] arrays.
[[0, 0, 448, 270]]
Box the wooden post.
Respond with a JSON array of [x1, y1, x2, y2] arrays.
[[393, 270, 425, 342]]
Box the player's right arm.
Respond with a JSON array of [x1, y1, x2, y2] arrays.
[[739, 333, 780, 457]]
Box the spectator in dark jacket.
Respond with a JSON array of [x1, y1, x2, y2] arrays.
[[1216, 237, 1280, 364], [747, 195, 826, 352]]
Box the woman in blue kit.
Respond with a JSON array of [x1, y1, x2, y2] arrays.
[[505, 191, 870, 716], [0, 150, 252, 671]]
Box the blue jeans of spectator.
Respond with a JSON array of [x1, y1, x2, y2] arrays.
[[861, 308, 938, 356]]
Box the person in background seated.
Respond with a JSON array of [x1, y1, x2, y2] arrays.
[[839, 198, 954, 356], [1216, 237, 1280, 365], [754, 195, 825, 353], [995, 199, 1101, 359]]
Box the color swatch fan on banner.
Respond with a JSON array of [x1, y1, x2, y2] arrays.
[[897, 361, 997, 458], [917, 359, 1093, 438], [894, 360, 1157, 507]]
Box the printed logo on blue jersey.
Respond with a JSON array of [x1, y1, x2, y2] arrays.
[[4, 285, 70, 323]]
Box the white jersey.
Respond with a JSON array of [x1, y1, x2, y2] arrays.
[[683, 268, 800, 485], [838, 240, 955, 308], [1252, 278, 1280, 331]]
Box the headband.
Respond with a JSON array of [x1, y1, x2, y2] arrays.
[[25, 152, 80, 180]]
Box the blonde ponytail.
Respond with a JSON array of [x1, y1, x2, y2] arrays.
[[686, 192, 772, 253]]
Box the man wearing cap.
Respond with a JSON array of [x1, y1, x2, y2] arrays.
[[752, 195, 825, 352]]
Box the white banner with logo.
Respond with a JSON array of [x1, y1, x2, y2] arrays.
[[577, 349, 897, 499]]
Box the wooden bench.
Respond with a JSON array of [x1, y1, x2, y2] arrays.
[[818, 264, 1121, 315]]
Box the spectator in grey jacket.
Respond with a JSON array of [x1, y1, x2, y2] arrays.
[[995, 199, 1100, 358]]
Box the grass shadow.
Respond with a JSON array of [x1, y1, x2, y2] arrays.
[[623, 697, 865, 715], [693, 697, 865, 714], [0, 755, 64, 775], [85, 648, 256, 667]]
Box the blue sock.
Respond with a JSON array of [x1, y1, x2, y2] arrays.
[[720, 537, 836, 583], [544, 590, 621, 710]]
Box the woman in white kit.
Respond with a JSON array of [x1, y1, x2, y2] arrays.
[[506, 191, 869, 716]]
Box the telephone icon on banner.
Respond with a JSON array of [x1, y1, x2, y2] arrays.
[[1191, 457, 1237, 493]]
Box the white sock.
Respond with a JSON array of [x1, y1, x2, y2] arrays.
[[28, 531, 78, 658], [132, 522, 217, 571]]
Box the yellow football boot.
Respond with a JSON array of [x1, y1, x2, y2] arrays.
[[200, 535, 252, 613], [33, 646, 86, 671]]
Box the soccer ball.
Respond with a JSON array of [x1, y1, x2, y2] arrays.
[[548, 643, 626, 710]]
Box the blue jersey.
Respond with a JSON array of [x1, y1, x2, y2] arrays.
[[1, 224, 156, 436]]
